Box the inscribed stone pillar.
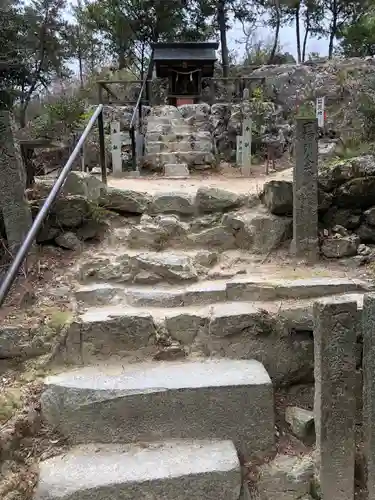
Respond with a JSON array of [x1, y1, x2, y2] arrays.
[[0, 110, 33, 254], [292, 117, 318, 261], [362, 293, 375, 499], [313, 297, 357, 500]]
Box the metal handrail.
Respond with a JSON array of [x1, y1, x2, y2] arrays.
[[0, 103, 106, 307]]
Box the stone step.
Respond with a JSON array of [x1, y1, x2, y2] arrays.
[[41, 359, 274, 458], [74, 290, 365, 332], [145, 140, 192, 153], [144, 151, 214, 167], [164, 163, 190, 178], [145, 140, 212, 153], [75, 280, 227, 307], [34, 440, 242, 500], [146, 130, 210, 142], [75, 277, 370, 308]]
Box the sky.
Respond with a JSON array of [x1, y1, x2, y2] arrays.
[[228, 21, 328, 61]]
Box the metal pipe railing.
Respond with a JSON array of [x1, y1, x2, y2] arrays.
[[0, 104, 105, 307]]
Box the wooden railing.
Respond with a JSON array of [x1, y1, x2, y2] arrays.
[[96, 76, 266, 107]]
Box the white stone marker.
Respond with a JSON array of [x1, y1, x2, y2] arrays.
[[241, 118, 252, 177], [110, 121, 123, 175]]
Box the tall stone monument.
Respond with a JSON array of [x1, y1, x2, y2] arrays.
[[314, 297, 357, 499], [363, 293, 375, 499], [292, 117, 319, 261]]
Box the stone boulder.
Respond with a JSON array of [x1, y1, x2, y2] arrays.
[[262, 180, 293, 215], [131, 253, 198, 282], [356, 224, 375, 243], [321, 234, 359, 258], [148, 192, 195, 215], [55, 232, 82, 250], [253, 454, 315, 500], [364, 206, 375, 226], [100, 187, 150, 214], [322, 207, 362, 230], [195, 187, 243, 213], [319, 155, 375, 192], [335, 176, 375, 209], [62, 171, 105, 202], [224, 208, 292, 253], [30, 195, 92, 231]]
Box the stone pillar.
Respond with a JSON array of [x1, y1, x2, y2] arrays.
[[314, 298, 357, 500], [292, 117, 319, 261], [363, 293, 375, 499]]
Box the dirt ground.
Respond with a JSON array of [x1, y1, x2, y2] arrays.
[[109, 163, 293, 195]]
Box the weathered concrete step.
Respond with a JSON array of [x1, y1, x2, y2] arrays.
[[34, 440, 242, 500], [75, 277, 370, 308], [41, 359, 274, 458]]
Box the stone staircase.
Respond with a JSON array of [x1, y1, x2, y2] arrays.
[[143, 105, 214, 174], [33, 182, 374, 499]]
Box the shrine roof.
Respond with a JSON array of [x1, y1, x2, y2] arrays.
[[152, 42, 219, 62]]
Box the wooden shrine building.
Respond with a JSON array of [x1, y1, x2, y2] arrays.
[[151, 41, 219, 107]]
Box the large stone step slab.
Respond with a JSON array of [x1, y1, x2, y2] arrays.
[[75, 277, 370, 308], [34, 440, 242, 500], [41, 359, 274, 458]]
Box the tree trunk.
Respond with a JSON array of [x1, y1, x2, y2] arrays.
[[19, 105, 27, 129], [302, 9, 310, 62], [295, 3, 301, 63], [268, 1, 281, 64], [0, 110, 33, 255], [217, 0, 229, 78], [328, 0, 338, 58], [118, 48, 126, 70]]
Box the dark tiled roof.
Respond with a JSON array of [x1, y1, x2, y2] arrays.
[[153, 42, 218, 61]]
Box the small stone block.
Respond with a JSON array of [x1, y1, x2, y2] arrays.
[[164, 163, 189, 177], [285, 406, 315, 442]]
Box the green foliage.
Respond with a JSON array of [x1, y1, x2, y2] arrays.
[[32, 95, 88, 139], [337, 9, 375, 57], [296, 102, 315, 118], [252, 86, 264, 101], [0, 0, 72, 118]]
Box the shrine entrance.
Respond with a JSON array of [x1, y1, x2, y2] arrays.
[[151, 42, 219, 106]]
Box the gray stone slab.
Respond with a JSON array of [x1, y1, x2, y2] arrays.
[[34, 440, 241, 500], [41, 359, 274, 459], [164, 163, 190, 177], [184, 281, 227, 305], [209, 302, 275, 338], [313, 297, 357, 500], [362, 293, 375, 499], [226, 279, 278, 302], [123, 288, 185, 307], [75, 283, 125, 306], [226, 277, 370, 302]]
